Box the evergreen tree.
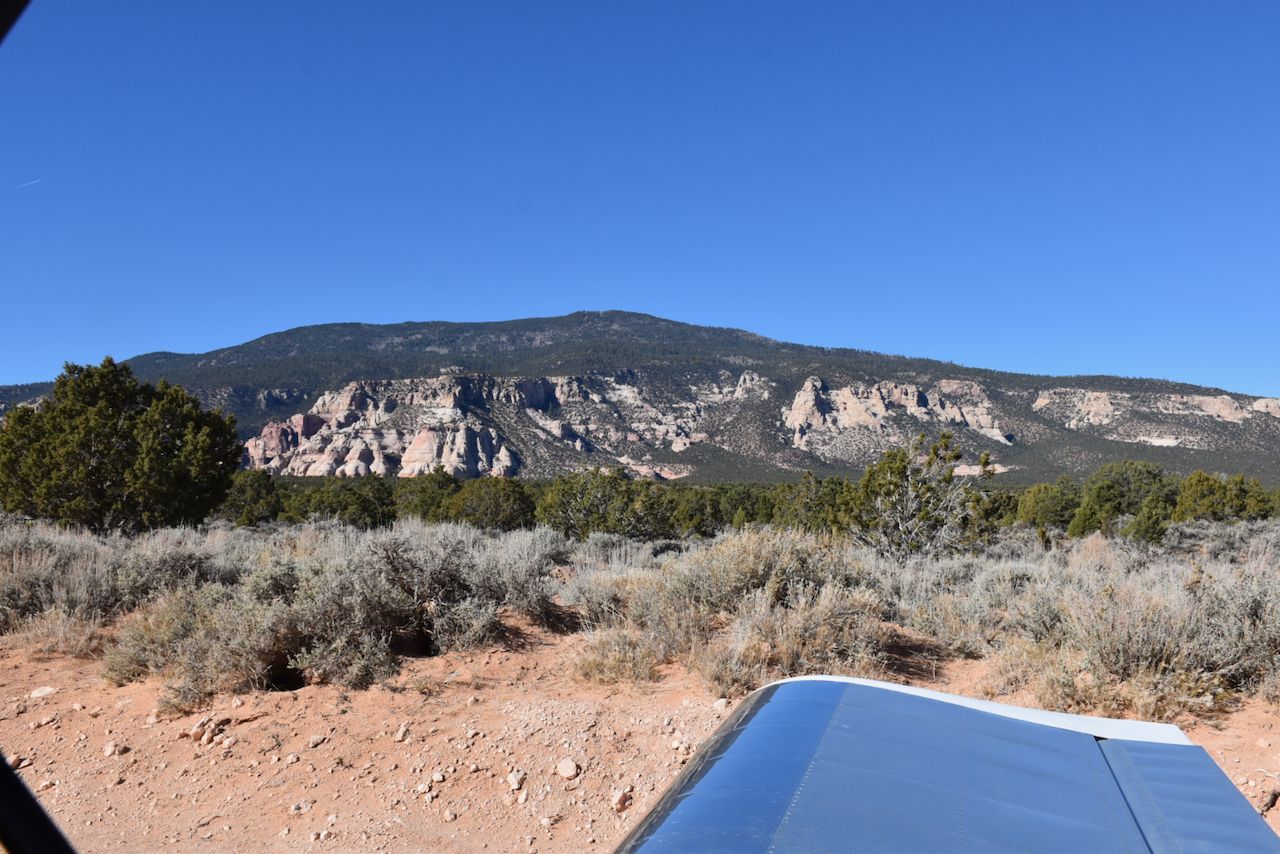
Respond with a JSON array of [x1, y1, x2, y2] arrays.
[[442, 477, 536, 531], [394, 466, 461, 521], [285, 477, 395, 529], [1223, 474, 1274, 521], [0, 359, 241, 532], [219, 470, 283, 527], [1067, 461, 1176, 538], [535, 468, 642, 539], [1129, 492, 1173, 544], [1016, 476, 1082, 528], [850, 432, 989, 558], [1171, 470, 1229, 522]]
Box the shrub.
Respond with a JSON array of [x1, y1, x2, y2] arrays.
[[693, 585, 888, 695], [467, 527, 569, 624], [8, 607, 105, 658], [104, 585, 294, 709], [574, 627, 663, 683]]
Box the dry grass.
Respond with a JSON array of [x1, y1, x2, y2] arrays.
[[574, 627, 663, 683], [7, 607, 106, 658]]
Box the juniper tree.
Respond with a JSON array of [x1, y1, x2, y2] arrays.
[[0, 358, 241, 532]]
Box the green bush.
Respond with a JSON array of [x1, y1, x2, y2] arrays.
[[1067, 461, 1178, 538], [283, 477, 395, 528], [442, 477, 536, 531], [1016, 477, 1081, 528], [1172, 471, 1274, 523], [394, 467, 460, 521], [219, 470, 283, 527]]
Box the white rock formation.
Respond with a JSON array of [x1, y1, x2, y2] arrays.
[[784, 377, 1012, 449]]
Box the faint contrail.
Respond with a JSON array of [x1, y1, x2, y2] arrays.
[[9, 178, 41, 189]]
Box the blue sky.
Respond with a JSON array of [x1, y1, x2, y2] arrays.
[[2, 2, 1277, 394]]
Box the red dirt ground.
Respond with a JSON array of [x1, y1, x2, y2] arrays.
[[3, 621, 1277, 852]]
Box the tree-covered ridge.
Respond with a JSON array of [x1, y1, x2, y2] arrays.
[[2, 310, 1245, 413]]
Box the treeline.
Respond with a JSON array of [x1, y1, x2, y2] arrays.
[[223, 456, 1280, 549], [1013, 462, 1277, 543], [225, 433, 995, 552]]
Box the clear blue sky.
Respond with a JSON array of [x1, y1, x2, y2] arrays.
[[2, 2, 1277, 393]]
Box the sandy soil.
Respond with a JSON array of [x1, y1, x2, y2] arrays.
[[2, 621, 1277, 852]]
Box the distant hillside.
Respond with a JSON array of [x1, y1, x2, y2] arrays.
[[4, 311, 1279, 485]]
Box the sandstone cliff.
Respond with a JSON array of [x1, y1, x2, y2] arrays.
[[242, 367, 1280, 482]]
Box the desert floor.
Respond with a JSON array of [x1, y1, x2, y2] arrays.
[[3, 619, 1277, 853]]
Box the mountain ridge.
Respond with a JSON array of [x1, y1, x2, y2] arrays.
[[2, 311, 1275, 485]]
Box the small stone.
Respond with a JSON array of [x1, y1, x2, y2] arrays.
[[610, 789, 632, 813], [308, 735, 328, 749], [30, 687, 57, 699], [712, 698, 729, 712], [507, 769, 527, 791], [285, 753, 300, 765], [431, 771, 446, 783], [289, 800, 312, 815], [102, 740, 126, 757], [221, 736, 237, 749], [232, 696, 244, 708], [517, 790, 529, 805], [37, 779, 56, 792], [394, 722, 410, 743], [555, 759, 579, 779], [443, 810, 457, 823], [279, 827, 290, 838]]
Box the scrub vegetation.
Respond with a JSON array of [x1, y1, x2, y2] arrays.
[[2, 511, 1278, 722]]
